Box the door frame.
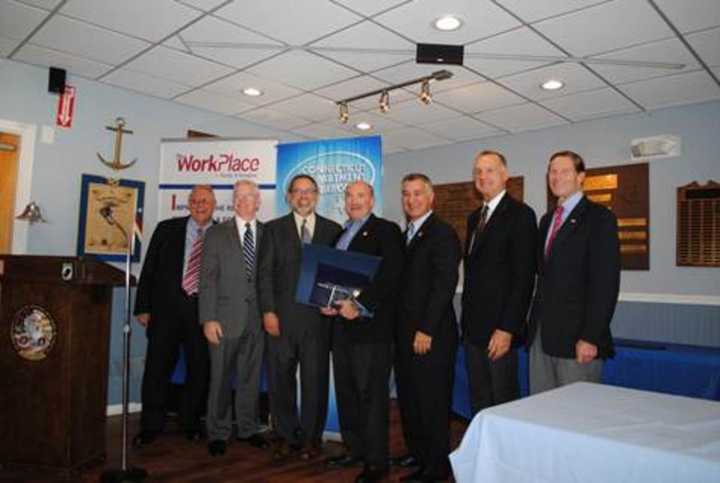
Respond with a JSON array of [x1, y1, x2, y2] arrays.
[[0, 119, 36, 254]]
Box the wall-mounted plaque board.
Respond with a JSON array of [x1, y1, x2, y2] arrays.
[[547, 162, 649, 270], [677, 180, 720, 267], [434, 177, 524, 245]]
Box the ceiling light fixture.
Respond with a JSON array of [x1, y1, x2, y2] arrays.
[[355, 122, 372, 131], [242, 87, 263, 97], [338, 102, 349, 123], [379, 91, 390, 113], [434, 15, 462, 31], [540, 79, 564, 91], [419, 79, 432, 105]]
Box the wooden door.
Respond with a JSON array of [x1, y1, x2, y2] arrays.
[[0, 132, 20, 253]]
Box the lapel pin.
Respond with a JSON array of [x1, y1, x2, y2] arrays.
[[362, 231, 368, 237], [570, 218, 577, 224]]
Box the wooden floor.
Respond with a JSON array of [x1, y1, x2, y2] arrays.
[[2, 402, 468, 482]]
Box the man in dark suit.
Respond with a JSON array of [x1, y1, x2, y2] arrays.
[[133, 185, 216, 446], [461, 150, 537, 416], [528, 150, 621, 393], [257, 174, 342, 462], [394, 173, 461, 483], [200, 180, 269, 456], [322, 181, 404, 483]]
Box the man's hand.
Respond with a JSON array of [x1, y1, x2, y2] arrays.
[[136, 313, 150, 327], [487, 329, 512, 361], [263, 312, 281, 337], [336, 299, 360, 320], [203, 321, 224, 345], [413, 331, 432, 355], [576, 339, 598, 364]]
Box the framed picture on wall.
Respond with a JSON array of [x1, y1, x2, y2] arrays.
[[77, 174, 144, 262]]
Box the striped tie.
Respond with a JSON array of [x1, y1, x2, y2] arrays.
[[243, 222, 255, 280], [182, 228, 204, 295]]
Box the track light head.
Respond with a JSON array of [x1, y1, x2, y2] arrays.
[[379, 91, 390, 113], [419, 80, 432, 105], [338, 102, 349, 123]]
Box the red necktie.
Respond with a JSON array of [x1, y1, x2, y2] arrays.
[[545, 205, 564, 259], [182, 228, 204, 295]]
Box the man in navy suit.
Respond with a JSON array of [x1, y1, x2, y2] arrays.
[[461, 150, 537, 416], [133, 185, 216, 446], [528, 151, 621, 393]]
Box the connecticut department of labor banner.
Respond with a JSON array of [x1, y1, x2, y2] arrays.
[[159, 138, 278, 222], [276, 135, 382, 223]]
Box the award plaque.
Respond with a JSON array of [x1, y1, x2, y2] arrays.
[[677, 180, 720, 267]]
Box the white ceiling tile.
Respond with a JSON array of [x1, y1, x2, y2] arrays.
[[102, 68, 191, 99], [14, 43, 113, 78], [465, 27, 563, 79], [310, 20, 414, 72], [175, 0, 227, 12], [433, 81, 525, 113], [494, 0, 609, 23], [374, 0, 520, 44], [164, 35, 190, 52], [204, 71, 303, 105], [176, 89, 255, 115], [315, 75, 392, 103], [381, 97, 462, 124], [15, 0, 61, 10], [349, 87, 417, 111], [248, 50, 358, 90], [330, 110, 407, 132], [290, 123, 354, 140], [371, 61, 480, 94], [332, 0, 409, 17], [652, 0, 720, 34], [189, 46, 279, 70], [498, 63, 606, 100], [590, 37, 700, 85], [540, 88, 639, 121], [264, 93, 341, 123], [32, 15, 150, 65], [381, 126, 452, 150], [687, 27, 720, 68], [0, 36, 21, 57], [0, 1, 48, 41], [60, 0, 202, 42], [215, 0, 361, 45], [534, 0, 674, 57], [118, 45, 234, 86], [237, 107, 313, 130], [474, 103, 568, 132], [619, 70, 720, 109], [381, 137, 409, 154], [418, 115, 503, 141]]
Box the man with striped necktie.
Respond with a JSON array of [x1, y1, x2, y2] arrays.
[[133, 184, 216, 447], [200, 180, 269, 456]]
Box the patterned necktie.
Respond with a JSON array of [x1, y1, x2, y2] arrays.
[[470, 204, 489, 252], [182, 227, 204, 295], [545, 205, 565, 259], [406, 222, 415, 246], [243, 222, 255, 280], [301, 218, 312, 243]]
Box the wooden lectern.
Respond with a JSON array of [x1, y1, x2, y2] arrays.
[[0, 255, 127, 478]]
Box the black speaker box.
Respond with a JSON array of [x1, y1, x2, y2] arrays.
[[48, 67, 66, 93], [416, 43, 464, 65]]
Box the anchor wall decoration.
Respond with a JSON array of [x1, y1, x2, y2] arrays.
[[97, 117, 138, 171]]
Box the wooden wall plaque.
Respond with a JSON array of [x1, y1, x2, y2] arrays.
[[434, 177, 524, 245], [547, 162, 649, 270], [677, 180, 720, 267]]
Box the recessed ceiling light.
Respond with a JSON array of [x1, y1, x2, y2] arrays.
[[355, 122, 372, 131], [540, 79, 564, 91], [434, 15, 462, 31], [242, 87, 263, 97]]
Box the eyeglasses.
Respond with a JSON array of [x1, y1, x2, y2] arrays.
[[290, 188, 317, 196]]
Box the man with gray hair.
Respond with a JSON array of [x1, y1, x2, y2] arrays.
[[200, 180, 268, 456]]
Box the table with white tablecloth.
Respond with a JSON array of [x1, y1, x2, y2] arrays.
[[450, 382, 720, 483]]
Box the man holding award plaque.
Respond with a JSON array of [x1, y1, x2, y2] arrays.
[[322, 181, 404, 483]]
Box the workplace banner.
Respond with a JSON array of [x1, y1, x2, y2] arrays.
[[158, 138, 278, 222], [276, 135, 383, 223]]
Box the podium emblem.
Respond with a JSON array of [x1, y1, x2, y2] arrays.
[[10, 305, 57, 361]]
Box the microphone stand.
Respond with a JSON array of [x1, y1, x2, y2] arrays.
[[100, 206, 147, 482]]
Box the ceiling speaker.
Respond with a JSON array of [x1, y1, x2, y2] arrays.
[[416, 43, 464, 65], [48, 67, 66, 94]]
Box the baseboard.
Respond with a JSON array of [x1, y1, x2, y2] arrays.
[[618, 292, 720, 306], [106, 402, 142, 416]]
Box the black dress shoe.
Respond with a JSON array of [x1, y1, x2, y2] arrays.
[[355, 465, 389, 482], [185, 429, 202, 442], [326, 453, 363, 468], [391, 454, 419, 468], [237, 433, 270, 449], [132, 431, 158, 448], [208, 439, 227, 456]]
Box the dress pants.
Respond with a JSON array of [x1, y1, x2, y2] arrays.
[[395, 332, 456, 479], [206, 324, 264, 441], [140, 295, 209, 433], [332, 325, 391, 468], [266, 322, 330, 446], [464, 341, 519, 417]]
